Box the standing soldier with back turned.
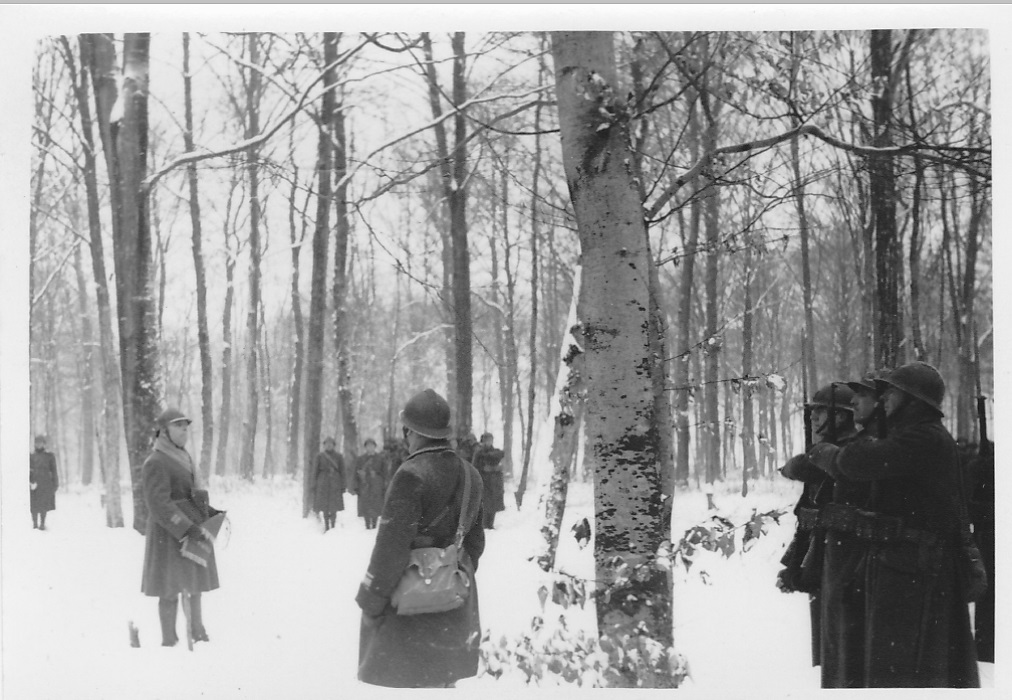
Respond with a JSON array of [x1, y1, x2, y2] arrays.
[[29, 434, 59, 530], [807, 361, 979, 688]]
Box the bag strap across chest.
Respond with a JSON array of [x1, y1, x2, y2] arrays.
[[415, 449, 472, 548]]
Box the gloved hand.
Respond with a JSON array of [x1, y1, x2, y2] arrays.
[[806, 442, 841, 476], [776, 567, 800, 593]]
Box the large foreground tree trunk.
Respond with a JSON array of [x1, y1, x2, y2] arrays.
[[552, 31, 676, 687], [101, 33, 161, 533]]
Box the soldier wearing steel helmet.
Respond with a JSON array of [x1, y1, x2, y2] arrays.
[[140, 408, 220, 647], [776, 382, 858, 667], [807, 361, 979, 688], [817, 369, 885, 687]]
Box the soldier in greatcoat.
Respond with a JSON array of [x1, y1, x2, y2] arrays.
[[313, 437, 346, 531], [776, 382, 857, 668], [351, 438, 387, 529], [29, 434, 59, 530], [356, 388, 485, 688], [472, 432, 506, 529], [807, 361, 979, 687], [817, 370, 884, 687], [140, 408, 220, 646]]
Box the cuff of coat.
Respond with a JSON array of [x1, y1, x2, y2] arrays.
[[356, 583, 389, 617]]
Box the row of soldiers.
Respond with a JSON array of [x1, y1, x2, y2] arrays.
[[312, 431, 506, 532], [777, 361, 994, 688]]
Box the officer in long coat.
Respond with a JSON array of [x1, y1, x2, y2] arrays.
[[141, 408, 220, 646], [356, 388, 485, 688], [807, 362, 979, 688], [777, 382, 857, 667], [313, 438, 346, 531], [29, 435, 59, 530], [351, 438, 387, 529]]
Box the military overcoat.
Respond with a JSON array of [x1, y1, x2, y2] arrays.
[[356, 441, 485, 688], [815, 403, 979, 688], [313, 450, 346, 514], [140, 450, 220, 598], [29, 449, 59, 514]]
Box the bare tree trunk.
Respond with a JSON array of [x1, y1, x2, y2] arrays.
[[239, 33, 263, 481], [73, 241, 97, 486], [740, 229, 756, 495], [260, 303, 275, 478], [302, 32, 338, 516], [674, 96, 701, 488], [72, 34, 123, 526], [106, 33, 160, 533], [516, 56, 544, 509], [489, 201, 514, 479], [286, 124, 307, 476], [215, 167, 239, 477], [552, 31, 675, 684], [181, 32, 215, 483], [500, 165, 521, 479], [333, 92, 359, 459], [536, 268, 584, 573], [870, 29, 904, 368]]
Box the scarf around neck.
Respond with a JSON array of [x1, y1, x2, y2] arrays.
[[154, 431, 199, 488]]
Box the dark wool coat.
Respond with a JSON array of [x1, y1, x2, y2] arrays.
[[29, 449, 58, 513], [313, 450, 346, 514], [969, 447, 994, 662], [817, 403, 979, 688], [779, 430, 854, 668], [352, 453, 388, 519], [140, 451, 220, 598], [356, 441, 485, 688], [818, 429, 875, 689], [472, 444, 505, 514]]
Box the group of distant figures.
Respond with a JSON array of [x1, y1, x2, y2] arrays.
[[777, 360, 994, 689], [311, 431, 506, 532]]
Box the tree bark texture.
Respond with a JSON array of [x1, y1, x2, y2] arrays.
[[552, 31, 674, 677], [105, 33, 160, 533], [536, 268, 584, 573], [182, 33, 215, 483], [240, 32, 262, 481], [333, 94, 360, 458], [302, 32, 337, 515], [870, 29, 904, 368]]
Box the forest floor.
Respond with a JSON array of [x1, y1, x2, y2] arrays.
[[1, 474, 995, 698]]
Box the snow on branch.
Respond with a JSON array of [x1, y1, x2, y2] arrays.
[[646, 123, 991, 221]]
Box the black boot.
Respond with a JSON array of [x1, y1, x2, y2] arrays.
[[190, 593, 209, 642], [159, 596, 179, 646]]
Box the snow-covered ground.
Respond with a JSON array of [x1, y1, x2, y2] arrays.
[[1, 475, 994, 698]]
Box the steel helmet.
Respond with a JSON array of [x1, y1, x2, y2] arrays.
[[876, 361, 945, 415], [156, 407, 192, 429], [845, 369, 888, 395], [400, 388, 452, 439], [809, 382, 855, 411]]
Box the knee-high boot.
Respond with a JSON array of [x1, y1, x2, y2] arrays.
[[189, 593, 209, 642], [158, 596, 179, 646]]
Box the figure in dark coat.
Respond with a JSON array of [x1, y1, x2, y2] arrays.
[[356, 389, 485, 688], [777, 383, 857, 668], [472, 432, 505, 529], [968, 439, 994, 663], [141, 408, 219, 647], [817, 371, 883, 688], [314, 438, 346, 531], [29, 435, 59, 529], [808, 362, 979, 688], [351, 438, 388, 529]]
